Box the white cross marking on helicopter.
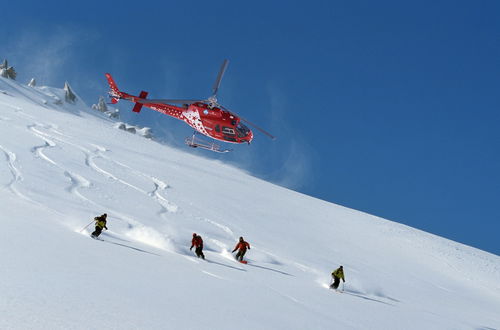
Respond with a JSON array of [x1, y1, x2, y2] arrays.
[[183, 109, 209, 136]]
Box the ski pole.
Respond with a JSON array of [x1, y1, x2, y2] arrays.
[[79, 220, 94, 233], [342, 282, 345, 292]]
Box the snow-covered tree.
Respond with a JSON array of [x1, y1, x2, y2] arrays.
[[28, 78, 36, 87], [92, 96, 108, 112], [92, 96, 120, 118], [6, 67, 16, 80], [0, 59, 17, 79], [64, 82, 76, 103]]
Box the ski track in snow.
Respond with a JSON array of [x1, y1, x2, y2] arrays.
[[28, 124, 58, 165], [79, 136, 179, 215], [148, 180, 178, 215], [27, 124, 179, 213], [89, 145, 179, 215], [201, 270, 226, 280], [63, 171, 91, 200], [0, 100, 24, 112], [28, 123, 95, 206], [0, 144, 31, 201], [200, 217, 235, 237], [108, 156, 178, 214], [25, 123, 181, 251]]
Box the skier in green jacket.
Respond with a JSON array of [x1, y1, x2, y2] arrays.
[[330, 266, 345, 290], [91, 213, 108, 239]]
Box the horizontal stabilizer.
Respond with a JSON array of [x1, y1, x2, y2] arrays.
[[132, 91, 149, 113]]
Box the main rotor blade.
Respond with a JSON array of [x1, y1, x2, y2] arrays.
[[241, 117, 276, 140], [136, 98, 201, 105], [212, 59, 229, 97], [219, 104, 276, 140]]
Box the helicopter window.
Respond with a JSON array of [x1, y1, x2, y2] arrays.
[[222, 127, 235, 135], [215, 124, 220, 132], [235, 123, 250, 138]]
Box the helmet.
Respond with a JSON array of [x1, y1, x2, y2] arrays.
[[193, 233, 197, 237], [103, 213, 107, 217]]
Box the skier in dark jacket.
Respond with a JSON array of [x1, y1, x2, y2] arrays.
[[232, 236, 250, 262], [91, 213, 108, 239], [190, 233, 205, 259], [330, 265, 345, 290]]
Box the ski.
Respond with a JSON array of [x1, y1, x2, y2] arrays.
[[329, 288, 343, 293]]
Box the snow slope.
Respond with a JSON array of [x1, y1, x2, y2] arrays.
[[1, 76, 499, 330]]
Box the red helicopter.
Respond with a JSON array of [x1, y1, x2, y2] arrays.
[[105, 60, 275, 153]]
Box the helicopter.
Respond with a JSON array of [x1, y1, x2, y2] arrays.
[[105, 60, 275, 153]]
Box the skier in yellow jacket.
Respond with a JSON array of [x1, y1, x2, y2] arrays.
[[91, 213, 108, 239], [330, 266, 345, 290]]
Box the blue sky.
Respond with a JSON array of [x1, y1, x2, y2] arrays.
[[2, 1, 499, 255]]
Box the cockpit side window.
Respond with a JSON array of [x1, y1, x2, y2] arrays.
[[222, 127, 235, 135], [235, 123, 250, 138]]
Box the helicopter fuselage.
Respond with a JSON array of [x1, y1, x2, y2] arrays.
[[142, 101, 253, 144]]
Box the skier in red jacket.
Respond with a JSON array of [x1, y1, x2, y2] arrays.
[[190, 233, 205, 259], [232, 236, 250, 262]]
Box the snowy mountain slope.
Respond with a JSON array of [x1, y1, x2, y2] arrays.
[[1, 76, 499, 330]]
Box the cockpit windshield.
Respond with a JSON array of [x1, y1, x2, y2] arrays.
[[235, 123, 251, 138]]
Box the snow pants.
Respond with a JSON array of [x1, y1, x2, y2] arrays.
[[331, 276, 340, 289], [235, 249, 247, 261], [92, 226, 103, 238], [195, 247, 205, 259]]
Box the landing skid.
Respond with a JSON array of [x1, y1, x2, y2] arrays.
[[185, 134, 232, 153]]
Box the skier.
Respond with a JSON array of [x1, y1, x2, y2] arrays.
[[91, 213, 108, 239], [330, 265, 345, 290], [190, 233, 205, 259], [232, 236, 250, 262]]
